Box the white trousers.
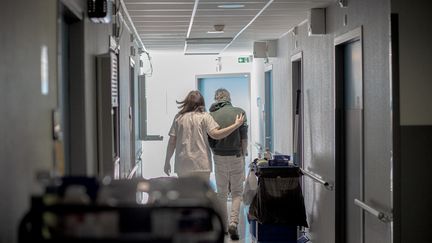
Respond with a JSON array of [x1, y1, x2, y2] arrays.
[[213, 154, 245, 228]]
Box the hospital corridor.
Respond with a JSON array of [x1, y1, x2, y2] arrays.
[[1, 0, 432, 242]]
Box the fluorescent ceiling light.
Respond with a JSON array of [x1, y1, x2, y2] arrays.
[[186, 38, 233, 45], [207, 30, 224, 34], [218, 4, 245, 9]]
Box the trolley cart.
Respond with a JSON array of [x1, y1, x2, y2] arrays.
[[248, 164, 308, 243], [19, 176, 224, 243]]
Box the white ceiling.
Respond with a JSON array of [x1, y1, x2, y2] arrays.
[[124, 0, 336, 54]]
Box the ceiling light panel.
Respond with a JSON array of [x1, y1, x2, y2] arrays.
[[207, 31, 224, 34], [218, 4, 245, 9]]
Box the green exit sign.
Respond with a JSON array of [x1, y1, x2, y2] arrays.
[[238, 57, 250, 63]]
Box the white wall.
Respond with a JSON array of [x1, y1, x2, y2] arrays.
[[269, 0, 393, 241], [141, 52, 252, 178], [249, 56, 292, 158], [250, 58, 266, 158], [1, 1, 58, 241], [268, 39, 293, 156]]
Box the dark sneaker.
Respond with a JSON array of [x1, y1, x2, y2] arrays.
[[228, 224, 240, 241]]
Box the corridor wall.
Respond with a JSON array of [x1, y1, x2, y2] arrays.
[[0, 1, 58, 242], [0, 0, 140, 242], [270, 0, 392, 242], [392, 1, 432, 242]]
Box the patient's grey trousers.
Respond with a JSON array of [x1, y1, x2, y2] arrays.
[[213, 154, 245, 228]]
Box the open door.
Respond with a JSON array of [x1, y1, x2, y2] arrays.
[[291, 52, 303, 167], [58, 2, 84, 175], [335, 26, 392, 243], [264, 68, 273, 152], [197, 73, 251, 188], [335, 27, 364, 243]]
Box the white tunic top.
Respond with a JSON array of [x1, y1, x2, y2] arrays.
[[169, 112, 219, 174]]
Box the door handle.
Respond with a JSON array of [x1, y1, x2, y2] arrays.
[[114, 157, 120, 180], [354, 199, 392, 223]]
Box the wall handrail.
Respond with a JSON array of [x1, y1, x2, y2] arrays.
[[300, 168, 334, 191], [354, 199, 393, 223], [128, 149, 143, 179], [254, 142, 264, 152], [114, 157, 120, 180], [128, 158, 142, 179]]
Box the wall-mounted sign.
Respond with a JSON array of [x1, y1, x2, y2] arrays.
[[238, 57, 250, 63]]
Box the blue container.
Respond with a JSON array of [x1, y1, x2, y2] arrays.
[[268, 154, 291, 166], [249, 220, 297, 243], [273, 155, 291, 161]]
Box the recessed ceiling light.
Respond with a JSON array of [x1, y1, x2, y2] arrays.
[[207, 30, 224, 34], [218, 4, 245, 9]]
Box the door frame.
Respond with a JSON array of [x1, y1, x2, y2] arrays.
[[57, 2, 84, 175], [195, 73, 252, 108], [129, 57, 136, 173], [390, 13, 400, 243], [291, 51, 303, 167], [334, 26, 364, 243], [264, 65, 274, 152], [195, 72, 251, 90]]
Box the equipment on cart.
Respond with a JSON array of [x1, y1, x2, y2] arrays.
[[19, 176, 224, 243], [268, 154, 291, 166]]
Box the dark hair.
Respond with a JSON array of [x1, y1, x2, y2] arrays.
[[177, 90, 206, 114]]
